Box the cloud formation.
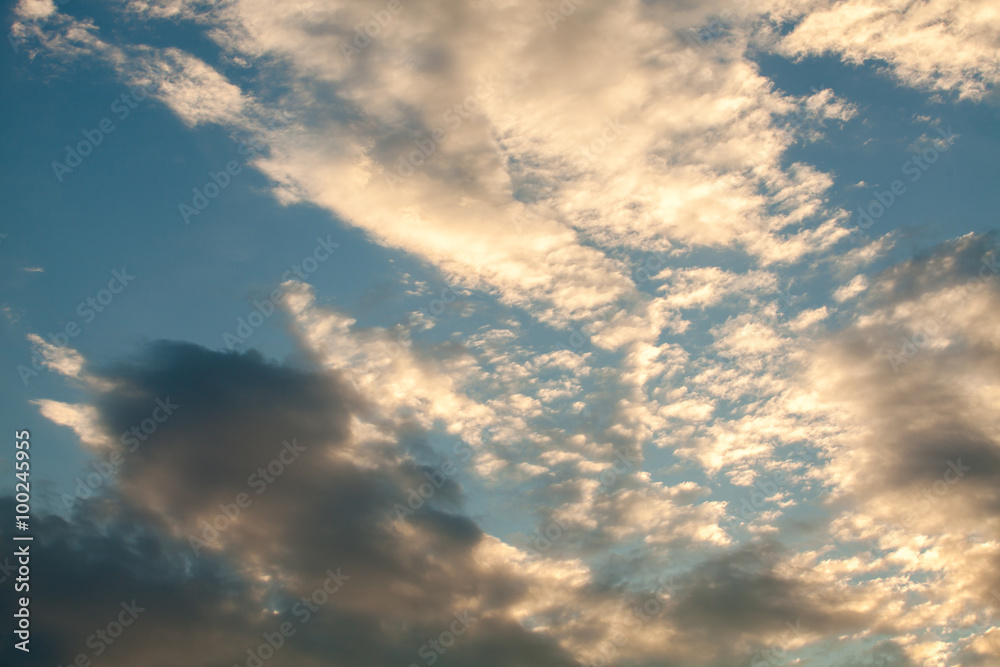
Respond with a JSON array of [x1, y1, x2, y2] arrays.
[[9, 0, 1000, 664]]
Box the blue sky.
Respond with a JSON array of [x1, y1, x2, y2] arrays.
[[2, 0, 1000, 665]]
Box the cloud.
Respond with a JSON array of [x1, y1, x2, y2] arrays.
[[663, 542, 867, 660], [31, 399, 110, 450], [781, 233, 1000, 661], [13, 0, 58, 21], [21, 0, 866, 339], [124, 46, 251, 128], [27, 333, 86, 378], [21, 236, 1000, 664], [833, 273, 869, 302], [775, 0, 1000, 101], [657, 266, 779, 309], [11, 0, 1000, 663], [15, 340, 586, 667], [8, 1, 108, 61]]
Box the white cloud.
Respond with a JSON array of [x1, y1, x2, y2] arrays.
[[32, 399, 112, 449], [833, 274, 869, 302], [776, 0, 1000, 101], [27, 333, 85, 378]]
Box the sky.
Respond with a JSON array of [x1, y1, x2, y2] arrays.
[[1, 0, 999, 665]]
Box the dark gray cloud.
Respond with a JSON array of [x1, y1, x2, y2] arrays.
[[3, 341, 580, 667], [655, 542, 869, 664]]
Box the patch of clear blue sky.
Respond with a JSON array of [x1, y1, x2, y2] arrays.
[[753, 52, 1000, 264]]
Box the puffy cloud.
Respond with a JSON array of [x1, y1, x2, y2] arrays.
[[775, 0, 1000, 101]]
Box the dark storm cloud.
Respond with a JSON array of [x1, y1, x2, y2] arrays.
[[7, 341, 581, 667]]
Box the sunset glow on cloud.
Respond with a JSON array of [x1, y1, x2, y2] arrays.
[[2, 1, 999, 665]]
